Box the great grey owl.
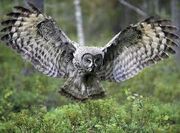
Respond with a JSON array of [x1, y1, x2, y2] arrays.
[[1, 3, 179, 100]]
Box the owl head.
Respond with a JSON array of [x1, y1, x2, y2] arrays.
[[73, 47, 104, 72]]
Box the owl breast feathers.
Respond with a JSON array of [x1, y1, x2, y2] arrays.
[[1, 3, 179, 100]]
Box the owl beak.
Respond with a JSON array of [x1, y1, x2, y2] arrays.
[[88, 68, 92, 72], [88, 64, 94, 72]]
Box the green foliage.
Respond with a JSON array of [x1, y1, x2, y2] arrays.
[[0, 98, 180, 132]]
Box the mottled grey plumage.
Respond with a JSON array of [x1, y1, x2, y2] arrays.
[[1, 3, 179, 100]]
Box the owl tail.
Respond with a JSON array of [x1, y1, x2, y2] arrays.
[[59, 73, 106, 101]]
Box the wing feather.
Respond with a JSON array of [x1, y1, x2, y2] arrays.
[[1, 4, 76, 78], [99, 17, 179, 82]]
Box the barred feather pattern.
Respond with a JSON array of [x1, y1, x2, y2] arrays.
[[98, 17, 179, 82], [1, 5, 76, 78]]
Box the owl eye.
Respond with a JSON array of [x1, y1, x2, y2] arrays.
[[85, 58, 91, 63], [95, 57, 102, 64], [95, 58, 100, 62]]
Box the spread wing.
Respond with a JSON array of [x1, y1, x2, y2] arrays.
[[1, 4, 77, 78], [98, 17, 179, 82]]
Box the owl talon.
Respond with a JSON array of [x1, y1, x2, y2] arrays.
[[59, 88, 89, 101], [59, 87, 106, 101], [89, 91, 106, 99]]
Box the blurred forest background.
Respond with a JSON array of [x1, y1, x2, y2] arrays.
[[0, 0, 180, 132]]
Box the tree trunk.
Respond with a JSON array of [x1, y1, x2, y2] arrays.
[[171, 0, 180, 35], [154, 0, 159, 15], [74, 0, 85, 45], [24, 0, 44, 12], [171, 0, 180, 63]]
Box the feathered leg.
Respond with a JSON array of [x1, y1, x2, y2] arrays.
[[59, 72, 106, 101]]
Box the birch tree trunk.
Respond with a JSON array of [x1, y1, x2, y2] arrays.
[[74, 0, 85, 45], [171, 0, 180, 35], [171, 0, 180, 62], [24, 0, 44, 12]]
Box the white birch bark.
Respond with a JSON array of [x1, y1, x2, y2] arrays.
[[74, 0, 85, 45]]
